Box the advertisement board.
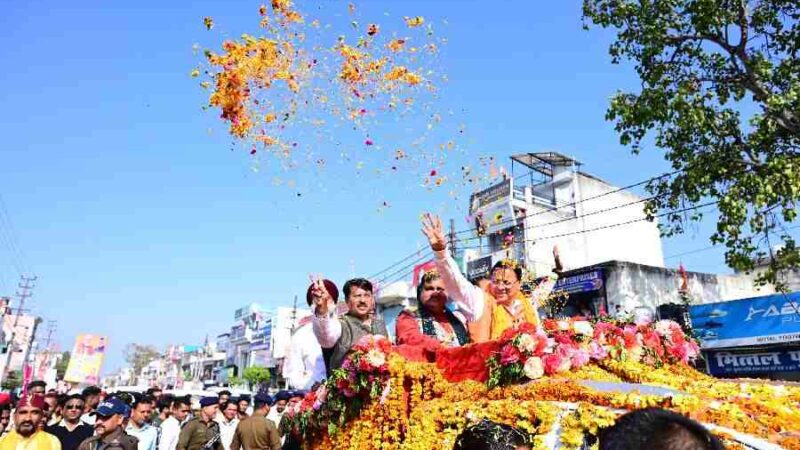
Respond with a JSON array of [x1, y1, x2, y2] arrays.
[[64, 334, 108, 385], [553, 270, 604, 295], [689, 292, 800, 349], [706, 345, 800, 376]]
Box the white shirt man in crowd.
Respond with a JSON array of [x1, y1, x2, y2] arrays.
[[283, 280, 341, 389], [158, 397, 191, 450], [215, 402, 239, 450]]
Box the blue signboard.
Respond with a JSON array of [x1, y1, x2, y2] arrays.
[[689, 292, 800, 349], [553, 270, 604, 295], [706, 346, 800, 376]]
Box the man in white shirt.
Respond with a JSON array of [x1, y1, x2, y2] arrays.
[[265, 391, 289, 426], [214, 403, 239, 450], [283, 280, 340, 389], [158, 397, 190, 450]]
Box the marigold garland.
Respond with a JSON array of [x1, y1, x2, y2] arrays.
[[282, 320, 798, 450]]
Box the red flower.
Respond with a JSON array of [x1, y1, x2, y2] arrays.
[[499, 344, 521, 365]]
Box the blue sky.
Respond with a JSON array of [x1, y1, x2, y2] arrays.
[[0, 0, 735, 374]]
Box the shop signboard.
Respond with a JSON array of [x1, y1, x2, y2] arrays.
[[553, 270, 604, 294], [689, 292, 800, 349], [706, 345, 800, 376]]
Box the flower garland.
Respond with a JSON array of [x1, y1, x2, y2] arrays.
[[281, 319, 798, 450]]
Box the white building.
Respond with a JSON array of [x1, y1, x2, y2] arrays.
[[463, 152, 764, 322], [464, 152, 664, 280], [0, 312, 40, 376]]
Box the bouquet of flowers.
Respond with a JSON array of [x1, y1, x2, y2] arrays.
[[283, 335, 394, 436], [486, 318, 700, 388]]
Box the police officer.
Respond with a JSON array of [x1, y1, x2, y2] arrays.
[[77, 397, 139, 450], [230, 393, 280, 450], [177, 397, 223, 450]]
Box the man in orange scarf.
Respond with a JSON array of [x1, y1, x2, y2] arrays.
[[422, 213, 562, 342], [0, 394, 61, 450]]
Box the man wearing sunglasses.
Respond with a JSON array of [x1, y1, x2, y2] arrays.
[[46, 394, 93, 450], [77, 397, 139, 450]]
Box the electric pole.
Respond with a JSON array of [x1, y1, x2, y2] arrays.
[[1, 275, 36, 385], [449, 218, 457, 259]]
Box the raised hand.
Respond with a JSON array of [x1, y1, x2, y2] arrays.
[[309, 275, 332, 316], [421, 213, 447, 252], [553, 245, 564, 275]]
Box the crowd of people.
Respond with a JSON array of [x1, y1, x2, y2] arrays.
[[0, 383, 305, 450]]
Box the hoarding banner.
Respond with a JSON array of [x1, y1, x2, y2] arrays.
[[64, 334, 108, 385], [689, 292, 800, 349], [706, 346, 800, 376], [469, 179, 512, 214], [466, 255, 492, 281]]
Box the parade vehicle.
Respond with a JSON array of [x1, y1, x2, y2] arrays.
[[277, 318, 800, 450]]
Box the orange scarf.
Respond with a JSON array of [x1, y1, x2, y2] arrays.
[[468, 292, 540, 343]]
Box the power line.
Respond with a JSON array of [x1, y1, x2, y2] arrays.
[[454, 169, 682, 236]]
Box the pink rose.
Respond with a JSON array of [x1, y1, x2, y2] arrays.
[[571, 349, 591, 368], [542, 353, 570, 374], [500, 344, 521, 365], [589, 341, 608, 360]]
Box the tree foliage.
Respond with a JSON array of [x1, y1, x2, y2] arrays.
[[2, 370, 21, 391], [123, 343, 161, 374], [55, 351, 70, 380], [583, 0, 800, 286], [242, 366, 271, 390]]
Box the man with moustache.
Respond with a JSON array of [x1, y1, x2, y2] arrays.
[[311, 278, 389, 371], [0, 394, 62, 450], [77, 397, 138, 450]]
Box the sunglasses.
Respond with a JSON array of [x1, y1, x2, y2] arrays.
[[65, 404, 84, 410]]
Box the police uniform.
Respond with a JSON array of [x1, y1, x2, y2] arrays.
[[230, 394, 280, 450], [77, 398, 139, 450], [77, 426, 138, 450], [177, 397, 223, 450]]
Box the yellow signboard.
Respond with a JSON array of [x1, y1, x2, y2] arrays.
[[64, 334, 108, 385]]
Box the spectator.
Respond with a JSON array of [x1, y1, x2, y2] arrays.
[[0, 394, 61, 450], [236, 396, 250, 420], [158, 396, 191, 450], [126, 396, 158, 450], [598, 408, 725, 450], [266, 391, 289, 426], [44, 393, 60, 426], [27, 381, 47, 397], [0, 404, 11, 437], [152, 395, 173, 427], [79, 386, 102, 426], [46, 394, 93, 450], [453, 420, 530, 450], [215, 402, 240, 450]]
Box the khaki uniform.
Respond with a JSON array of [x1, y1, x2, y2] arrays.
[[230, 415, 281, 450], [77, 427, 138, 450], [177, 417, 223, 450]]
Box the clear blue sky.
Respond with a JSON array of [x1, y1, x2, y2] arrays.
[[0, 0, 733, 374]]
